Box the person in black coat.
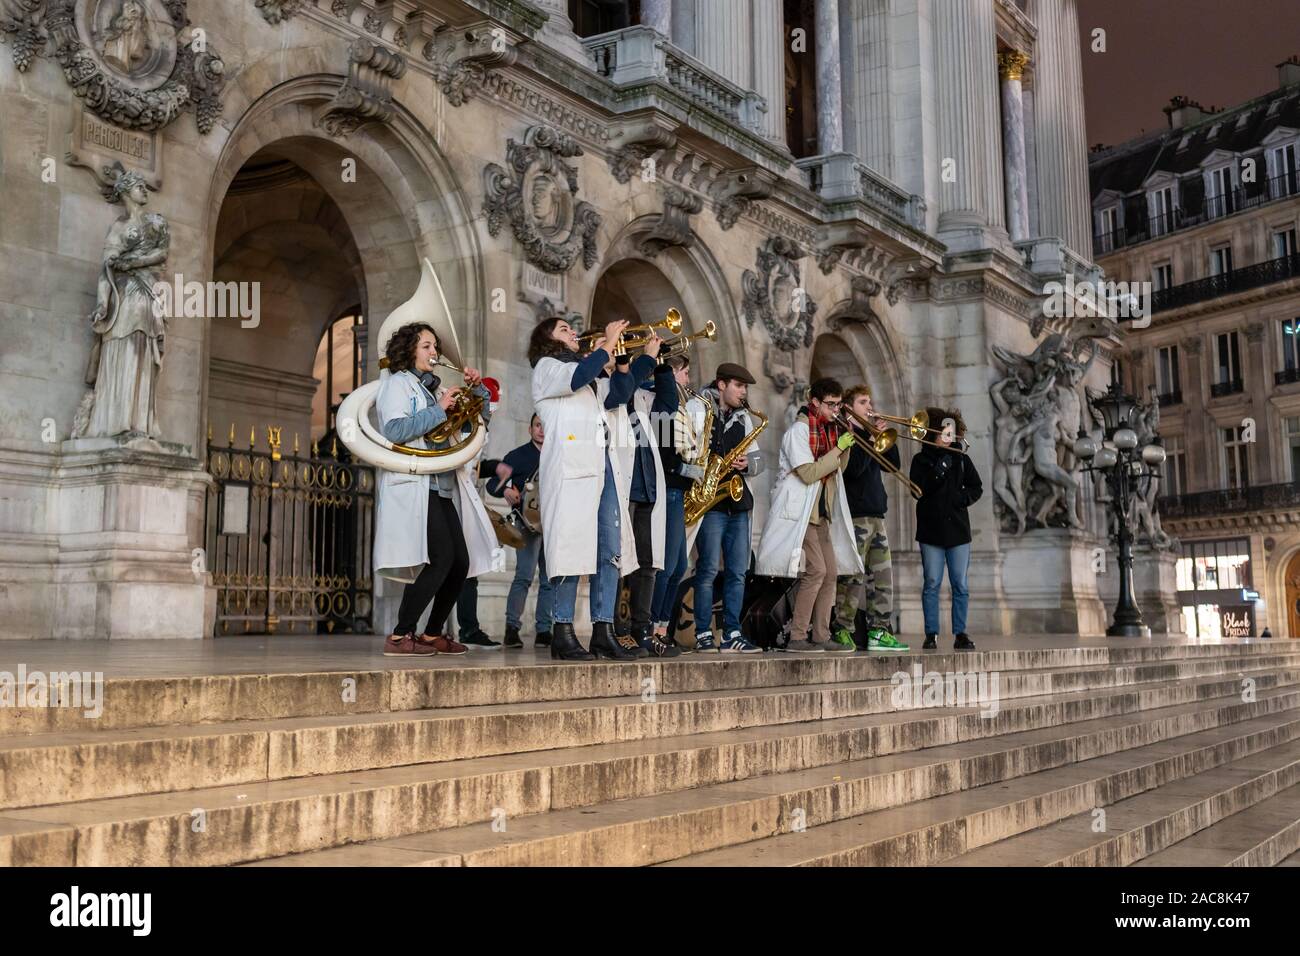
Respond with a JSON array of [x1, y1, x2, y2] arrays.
[[909, 407, 982, 650]]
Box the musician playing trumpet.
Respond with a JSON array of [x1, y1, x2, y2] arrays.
[[529, 316, 659, 661], [375, 324, 496, 657]]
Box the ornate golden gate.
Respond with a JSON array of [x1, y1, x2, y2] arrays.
[[204, 425, 375, 635]]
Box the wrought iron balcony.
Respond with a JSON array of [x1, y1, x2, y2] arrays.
[[1210, 378, 1245, 398], [1276, 367, 1300, 386], [1156, 390, 1182, 407], [1160, 481, 1300, 519], [1150, 252, 1300, 313], [1092, 170, 1300, 256]]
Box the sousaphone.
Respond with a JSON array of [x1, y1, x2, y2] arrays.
[[335, 258, 485, 474]]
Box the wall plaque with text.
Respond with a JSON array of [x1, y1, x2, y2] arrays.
[[68, 106, 163, 188]]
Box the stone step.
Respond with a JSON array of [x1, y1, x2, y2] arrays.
[[941, 739, 1300, 865], [4, 658, 1296, 812], [1131, 781, 1300, 867], [242, 689, 1300, 868], [658, 711, 1300, 868], [4, 644, 1294, 734]]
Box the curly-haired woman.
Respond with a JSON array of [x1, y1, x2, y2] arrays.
[[375, 323, 497, 656]]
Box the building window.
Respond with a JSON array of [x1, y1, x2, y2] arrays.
[[1154, 344, 1181, 403], [311, 312, 363, 443], [1149, 184, 1177, 236], [1282, 318, 1300, 373], [784, 0, 819, 159], [1213, 331, 1242, 393], [1273, 227, 1297, 260], [1096, 205, 1119, 251], [1287, 417, 1300, 483], [1206, 164, 1237, 219], [1222, 425, 1251, 489], [1210, 244, 1234, 276], [1163, 434, 1187, 496], [1268, 142, 1298, 198], [568, 0, 637, 38], [1153, 262, 1173, 291]]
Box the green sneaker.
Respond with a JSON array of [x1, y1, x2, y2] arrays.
[[830, 628, 858, 652], [867, 628, 909, 651]]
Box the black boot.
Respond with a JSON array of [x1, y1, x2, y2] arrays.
[[534, 630, 552, 648], [954, 633, 976, 651], [503, 625, 523, 649], [590, 621, 639, 661], [549, 622, 594, 662], [922, 633, 937, 650], [635, 625, 681, 659]]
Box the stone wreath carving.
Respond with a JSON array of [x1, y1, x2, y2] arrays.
[[0, 0, 224, 133], [483, 125, 603, 274], [742, 236, 816, 351]]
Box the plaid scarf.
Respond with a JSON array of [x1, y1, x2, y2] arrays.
[[806, 408, 840, 460]]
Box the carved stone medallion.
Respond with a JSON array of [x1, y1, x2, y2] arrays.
[[2, 0, 225, 134], [742, 236, 816, 391], [483, 126, 602, 274]]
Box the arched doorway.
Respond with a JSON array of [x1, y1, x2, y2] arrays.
[[198, 79, 484, 639], [1285, 550, 1300, 638]]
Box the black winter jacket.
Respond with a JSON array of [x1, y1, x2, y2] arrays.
[[843, 430, 900, 518], [909, 444, 983, 548]]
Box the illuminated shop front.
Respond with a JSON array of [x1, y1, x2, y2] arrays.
[[1175, 538, 1258, 638]]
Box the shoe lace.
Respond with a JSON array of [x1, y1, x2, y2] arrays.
[[617, 633, 639, 650]]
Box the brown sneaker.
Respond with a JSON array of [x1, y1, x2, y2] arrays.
[[383, 633, 434, 657], [414, 633, 467, 655]]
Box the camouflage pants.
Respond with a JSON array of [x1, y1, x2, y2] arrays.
[[835, 516, 892, 629]]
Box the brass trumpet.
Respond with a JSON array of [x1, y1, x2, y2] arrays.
[[660, 320, 717, 359], [578, 308, 684, 356]]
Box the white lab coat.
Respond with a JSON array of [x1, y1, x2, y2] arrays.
[[607, 386, 667, 572], [533, 356, 615, 578], [755, 419, 863, 578], [372, 370, 499, 582]]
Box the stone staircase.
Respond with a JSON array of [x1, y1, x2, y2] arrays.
[[2, 642, 1300, 866]]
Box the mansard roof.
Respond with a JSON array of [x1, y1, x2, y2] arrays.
[[1089, 85, 1300, 199]]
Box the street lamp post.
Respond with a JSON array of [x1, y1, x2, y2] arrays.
[[1073, 382, 1167, 638]]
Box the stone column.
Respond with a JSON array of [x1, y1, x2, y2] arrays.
[[815, 0, 843, 154], [840, 0, 891, 177], [1245, 323, 1274, 480], [1033, 0, 1093, 258], [752, 0, 786, 144], [642, 0, 671, 35], [531, 0, 587, 62], [672, 0, 696, 54], [999, 50, 1031, 242], [933, 0, 1005, 242], [694, 0, 752, 89]]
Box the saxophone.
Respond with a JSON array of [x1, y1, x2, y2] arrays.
[[683, 399, 768, 526]]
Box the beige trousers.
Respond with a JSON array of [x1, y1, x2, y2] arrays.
[[791, 521, 837, 643]]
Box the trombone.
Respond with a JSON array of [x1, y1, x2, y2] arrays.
[[578, 308, 684, 356], [833, 409, 923, 500], [660, 320, 717, 359], [875, 408, 972, 453]]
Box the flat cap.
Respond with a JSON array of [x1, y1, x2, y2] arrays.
[[714, 362, 756, 385]]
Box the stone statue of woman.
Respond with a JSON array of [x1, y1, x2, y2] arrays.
[[73, 164, 170, 442]]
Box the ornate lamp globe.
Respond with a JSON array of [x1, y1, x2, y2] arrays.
[[1142, 444, 1167, 466], [1112, 427, 1138, 450]]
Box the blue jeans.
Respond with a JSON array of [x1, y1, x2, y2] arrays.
[[920, 542, 971, 635], [551, 455, 622, 624], [650, 487, 688, 625], [505, 530, 553, 633], [693, 508, 750, 636]]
